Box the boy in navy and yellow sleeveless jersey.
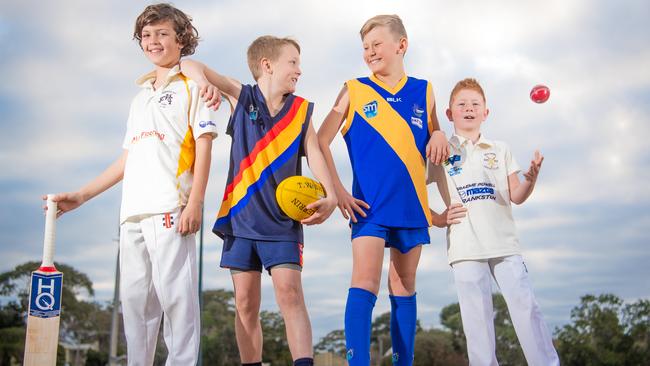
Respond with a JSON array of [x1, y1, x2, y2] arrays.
[[214, 86, 312, 243], [181, 36, 337, 366], [318, 15, 449, 366]]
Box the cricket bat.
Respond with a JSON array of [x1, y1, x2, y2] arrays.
[[24, 194, 63, 366]]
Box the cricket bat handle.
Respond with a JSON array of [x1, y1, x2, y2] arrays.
[[41, 194, 57, 271]]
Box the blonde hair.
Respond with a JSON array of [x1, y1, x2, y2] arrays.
[[449, 78, 486, 106], [360, 14, 407, 40], [247, 35, 301, 80]]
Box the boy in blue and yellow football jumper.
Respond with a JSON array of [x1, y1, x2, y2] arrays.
[[318, 14, 449, 366]]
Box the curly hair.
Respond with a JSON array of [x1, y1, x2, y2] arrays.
[[133, 3, 199, 57]]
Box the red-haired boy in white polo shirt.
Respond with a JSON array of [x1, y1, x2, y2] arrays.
[[428, 78, 559, 366]]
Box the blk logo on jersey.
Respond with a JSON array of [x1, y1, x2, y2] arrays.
[[162, 213, 175, 229], [363, 101, 378, 118], [158, 91, 176, 108]]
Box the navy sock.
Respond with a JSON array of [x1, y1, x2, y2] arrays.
[[345, 287, 377, 366], [389, 293, 417, 365], [293, 357, 313, 366]]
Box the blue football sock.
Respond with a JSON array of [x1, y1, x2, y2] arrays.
[[390, 293, 417, 366], [293, 357, 313, 366], [345, 287, 377, 366]]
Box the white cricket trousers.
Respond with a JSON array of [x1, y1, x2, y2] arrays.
[[451, 255, 559, 366], [119, 209, 200, 366]]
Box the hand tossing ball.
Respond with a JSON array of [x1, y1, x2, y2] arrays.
[[530, 84, 550, 103], [276, 176, 326, 221]]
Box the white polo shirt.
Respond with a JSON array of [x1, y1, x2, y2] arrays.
[[428, 134, 521, 264], [120, 66, 218, 223]]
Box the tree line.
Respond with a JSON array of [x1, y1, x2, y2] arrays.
[[1, 262, 648, 365]]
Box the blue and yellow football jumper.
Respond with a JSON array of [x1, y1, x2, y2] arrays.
[[343, 75, 434, 228]]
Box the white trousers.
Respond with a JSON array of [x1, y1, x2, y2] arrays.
[[452, 255, 559, 366], [119, 209, 200, 366]]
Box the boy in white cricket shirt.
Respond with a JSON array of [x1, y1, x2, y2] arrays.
[[45, 4, 218, 365], [428, 78, 559, 365]]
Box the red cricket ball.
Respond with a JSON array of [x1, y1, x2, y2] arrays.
[[530, 84, 550, 103]]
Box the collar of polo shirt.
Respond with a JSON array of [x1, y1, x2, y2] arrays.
[[450, 133, 494, 149], [136, 65, 182, 89]]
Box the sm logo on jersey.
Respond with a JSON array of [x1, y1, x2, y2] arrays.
[[363, 101, 378, 118]]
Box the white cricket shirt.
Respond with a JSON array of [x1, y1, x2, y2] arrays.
[[428, 134, 522, 264], [120, 66, 218, 223]]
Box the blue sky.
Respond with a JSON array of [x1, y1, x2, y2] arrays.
[[1, 0, 649, 343]]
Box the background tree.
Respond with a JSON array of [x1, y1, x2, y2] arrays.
[[439, 301, 466, 354], [0, 261, 94, 314], [260, 310, 292, 365], [0, 301, 24, 365], [372, 312, 392, 365], [492, 295, 526, 365], [0, 261, 105, 365], [412, 329, 466, 366], [200, 289, 239, 365], [315, 329, 346, 357], [555, 293, 650, 365], [623, 298, 650, 362], [439, 293, 525, 365]]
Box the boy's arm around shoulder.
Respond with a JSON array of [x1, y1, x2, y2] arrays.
[[45, 150, 128, 217], [180, 59, 243, 110], [316, 85, 370, 223]]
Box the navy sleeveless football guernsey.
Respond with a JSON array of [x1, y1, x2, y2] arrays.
[[213, 84, 313, 242]]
